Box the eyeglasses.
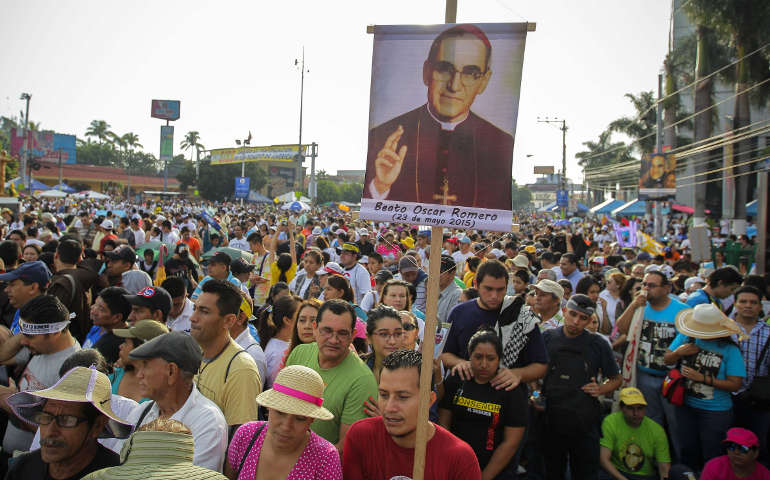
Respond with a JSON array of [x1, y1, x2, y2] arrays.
[[403, 323, 418, 331], [641, 282, 662, 288], [33, 411, 89, 428], [318, 326, 352, 341], [431, 61, 486, 86], [374, 330, 404, 340], [725, 442, 756, 454]]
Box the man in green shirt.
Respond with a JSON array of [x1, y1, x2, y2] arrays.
[[285, 299, 378, 452], [600, 388, 671, 480]]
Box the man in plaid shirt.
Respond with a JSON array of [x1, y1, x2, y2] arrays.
[[732, 285, 770, 466]]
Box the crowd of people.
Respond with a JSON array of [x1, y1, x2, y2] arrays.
[[0, 195, 765, 479]]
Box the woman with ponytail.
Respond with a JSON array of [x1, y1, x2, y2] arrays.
[[259, 294, 300, 389]]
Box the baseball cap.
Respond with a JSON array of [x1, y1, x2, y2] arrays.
[[590, 256, 606, 265], [440, 254, 456, 272], [113, 319, 170, 342], [338, 243, 359, 255], [459, 236, 471, 245], [358, 228, 369, 236], [446, 237, 459, 246], [524, 245, 537, 254], [398, 256, 419, 273], [636, 252, 652, 261], [322, 262, 344, 276], [312, 226, 322, 236], [208, 251, 232, 265], [358, 256, 369, 265], [374, 269, 394, 283], [532, 279, 564, 300], [619, 387, 647, 406], [123, 286, 173, 317], [104, 245, 137, 264], [230, 258, 256, 275], [723, 427, 759, 448], [684, 276, 706, 290], [0, 261, 51, 287], [129, 331, 202, 375], [100, 219, 114, 230], [401, 237, 415, 249]]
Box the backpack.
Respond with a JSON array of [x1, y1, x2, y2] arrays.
[[543, 342, 600, 434], [661, 368, 686, 406]]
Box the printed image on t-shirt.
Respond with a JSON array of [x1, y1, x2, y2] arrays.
[[621, 441, 646, 472], [638, 319, 677, 371], [682, 349, 723, 400]]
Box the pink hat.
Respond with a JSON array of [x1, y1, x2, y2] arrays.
[[723, 427, 759, 448], [354, 319, 367, 340]]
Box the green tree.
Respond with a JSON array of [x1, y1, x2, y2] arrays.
[[85, 120, 114, 144], [339, 183, 363, 203], [315, 179, 340, 204], [511, 180, 532, 210], [77, 141, 121, 166], [576, 129, 633, 202], [176, 160, 197, 191], [607, 91, 657, 155], [685, 0, 770, 230], [180, 131, 205, 163], [196, 160, 267, 201]]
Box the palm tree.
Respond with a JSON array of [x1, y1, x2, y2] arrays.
[[607, 91, 658, 156], [576, 129, 634, 202], [684, 0, 770, 231], [121, 133, 142, 152], [180, 131, 205, 179], [85, 120, 113, 144]]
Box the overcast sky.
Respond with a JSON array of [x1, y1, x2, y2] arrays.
[[0, 0, 671, 186]]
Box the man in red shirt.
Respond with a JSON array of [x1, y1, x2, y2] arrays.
[[343, 350, 481, 480], [98, 219, 118, 253]]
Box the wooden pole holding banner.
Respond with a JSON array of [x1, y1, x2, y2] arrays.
[[411, 6, 455, 480]]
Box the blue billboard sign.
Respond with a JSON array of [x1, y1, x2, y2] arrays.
[[556, 189, 569, 207], [151, 100, 181, 121], [234, 177, 250, 198]]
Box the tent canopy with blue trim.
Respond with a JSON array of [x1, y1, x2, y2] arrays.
[[590, 198, 625, 215]]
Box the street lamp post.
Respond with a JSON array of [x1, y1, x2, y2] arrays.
[[235, 133, 251, 206], [295, 49, 314, 203], [20, 93, 31, 191], [537, 117, 568, 217]]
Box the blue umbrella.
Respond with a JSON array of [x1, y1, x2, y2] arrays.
[[53, 183, 77, 193], [554, 219, 570, 227]]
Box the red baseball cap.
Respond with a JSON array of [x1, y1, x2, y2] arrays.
[[723, 427, 759, 448]]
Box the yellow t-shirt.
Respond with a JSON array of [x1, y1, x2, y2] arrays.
[[463, 271, 475, 288], [270, 262, 297, 286], [194, 339, 261, 426]]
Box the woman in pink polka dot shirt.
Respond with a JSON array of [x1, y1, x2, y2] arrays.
[[225, 365, 342, 479]]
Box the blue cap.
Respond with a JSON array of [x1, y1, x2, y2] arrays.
[[0, 261, 52, 287]]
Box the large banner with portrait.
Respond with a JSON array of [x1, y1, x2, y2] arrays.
[[360, 23, 528, 232], [638, 152, 676, 200]]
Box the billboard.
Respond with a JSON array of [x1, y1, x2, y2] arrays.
[[151, 100, 181, 121], [10, 128, 76, 164], [639, 152, 676, 200], [234, 177, 250, 198], [360, 23, 528, 232], [159, 125, 174, 163], [534, 165, 554, 175], [209, 144, 309, 165], [269, 166, 297, 186]]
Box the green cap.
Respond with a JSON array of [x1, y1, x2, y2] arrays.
[[113, 320, 169, 342]]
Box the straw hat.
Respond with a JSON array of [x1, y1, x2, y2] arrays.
[[8, 366, 133, 439], [82, 431, 226, 479], [675, 304, 742, 340], [256, 365, 333, 420]]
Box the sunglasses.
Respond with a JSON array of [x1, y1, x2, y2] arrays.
[[725, 442, 756, 454], [403, 323, 418, 331]]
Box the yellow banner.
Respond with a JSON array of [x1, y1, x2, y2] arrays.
[[638, 231, 664, 256], [209, 144, 310, 165]]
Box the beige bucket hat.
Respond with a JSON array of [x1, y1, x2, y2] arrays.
[[256, 365, 333, 420], [675, 304, 742, 340]]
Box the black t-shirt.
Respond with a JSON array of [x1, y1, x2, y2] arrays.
[[6, 443, 119, 480], [445, 300, 548, 368], [93, 331, 124, 365], [439, 373, 528, 471], [542, 327, 620, 381]]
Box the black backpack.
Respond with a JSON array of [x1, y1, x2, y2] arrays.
[[543, 342, 600, 434]]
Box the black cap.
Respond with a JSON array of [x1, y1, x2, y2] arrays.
[[123, 286, 172, 317], [231, 258, 255, 275], [104, 245, 137, 264], [440, 254, 456, 272], [374, 269, 394, 283], [209, 251, 232, 266], [129, 331, 202, 374]]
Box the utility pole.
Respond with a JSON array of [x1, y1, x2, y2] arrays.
[[296, 48, 313, 203], [235, 133, 251, 206], [20, 93, 31, 191], [538, 117, 568, 217], [654, 73, 664, 239]]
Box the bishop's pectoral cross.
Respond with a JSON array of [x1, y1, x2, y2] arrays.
[[433, 177, 457, 205]]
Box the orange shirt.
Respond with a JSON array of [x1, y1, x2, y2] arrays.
[[178, 236, 202, 258]]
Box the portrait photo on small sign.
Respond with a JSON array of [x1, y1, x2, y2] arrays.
[[360, 23, 528, 232], [638, 152, 676, 200]]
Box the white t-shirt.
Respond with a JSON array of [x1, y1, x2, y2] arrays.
[[599, 289, 621, 327], [264, 338, 289, 389], [234, 328, 267, 391], [167, 297, 195, 334], [360, 290, 379, 313], [229, 237, 250, 251]]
